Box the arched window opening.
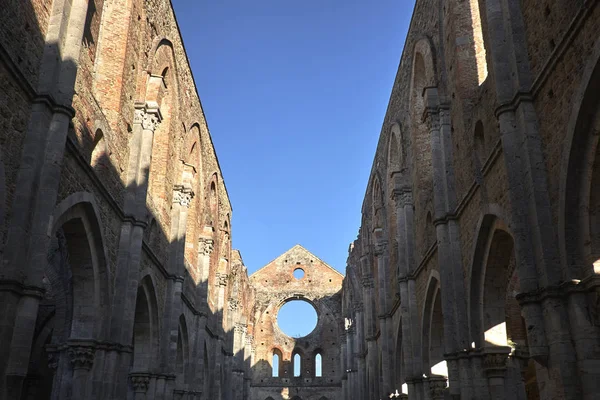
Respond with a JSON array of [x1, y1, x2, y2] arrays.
[[315, 353, 322, 377], [272, 351, 280, 377], [474, 120, 485, 168], [209, 180, 218, 226], [293, 353, 301, 377]]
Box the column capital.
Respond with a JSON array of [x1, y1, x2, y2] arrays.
[[373, 239, 388, 256], [483, 347, 511, 378], [392, 186, 413, 207], [361, 275, 374, 288], [173, 184, 194, 207], [228, 297, 240, 311], [67, 345, 95, 371], [129, 373, 151, 393], [215, 272, 228, 287], [134, 103, 162, 131], [198, 238, 214, 256], [234, 322, 247, 334]]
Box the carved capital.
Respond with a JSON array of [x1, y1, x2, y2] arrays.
[[228, 298, 240, 311], [353, 301, 363, 312], [68, 345, 95, 371], [130, 373, 151, 393], [198, 238, 214, 256], [234, 323, 247, 334], [173, 185, 194, 207], [427, 374, 447, 400], [483, 347, 510, 378], [373, 240, 388, 256], [392, 187, 413, 207], [361, 276, 374, 288], [134, 108, 161, 132], [215, 272, 228, 287], [245, 334, 254, 346]]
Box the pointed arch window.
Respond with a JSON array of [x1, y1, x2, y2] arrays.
[[315, 353, 322, 377], [272, 351, 280, 377], [293, 353, 301, 377]]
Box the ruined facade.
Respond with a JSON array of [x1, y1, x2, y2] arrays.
[[341, 0, 600, 399], [249, 245, 343, 400]]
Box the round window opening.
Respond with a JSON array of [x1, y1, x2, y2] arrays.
[[293, 268, 305, 280], [277, 300, 318, 338]]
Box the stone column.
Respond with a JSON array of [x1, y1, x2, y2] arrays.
[[423, 90, 468, 398], [353, 302, 365, 400], [1, 1, 90, 397], [340, 330, 348, 400], [347, 324, 356, 397], [68, 344, 96, 399], [231, 323, 246, 400], [393, 186, 426, 400], [374, 234, 394, 397], [161, 182, 194, 399], [108, 103, 161, 399]]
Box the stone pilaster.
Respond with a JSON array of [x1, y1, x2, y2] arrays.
[[483, 347, 510, 400]]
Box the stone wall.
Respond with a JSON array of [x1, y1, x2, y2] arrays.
[[342, 1, 600, 399], [0, 0, 254, 399]]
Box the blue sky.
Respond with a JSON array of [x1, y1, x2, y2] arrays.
[[173, 0, 415, 274]]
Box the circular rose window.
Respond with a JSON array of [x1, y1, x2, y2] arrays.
[[277, 299, 317, 337]]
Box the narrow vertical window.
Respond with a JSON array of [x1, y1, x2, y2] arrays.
[[272, 352, 279, 377], [315, 353, 322, 377], [293, 353, 301, 377]]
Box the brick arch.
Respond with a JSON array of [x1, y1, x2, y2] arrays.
[[410, 37, 437, 240], [411, 37, 438, 91], [146, 38, 180, 219], [369, 171, 387, 232], [387, 122, 404, 177], [560, 38, 600, 280], [181, 123, 203, 269], [204, 172, 220, 228], [271, 347, 283, 377]]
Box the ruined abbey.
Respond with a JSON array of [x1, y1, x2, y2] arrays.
[[1, 0, 600, 399]]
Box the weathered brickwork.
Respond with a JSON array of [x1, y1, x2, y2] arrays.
[[343, 1, 600, 400]]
